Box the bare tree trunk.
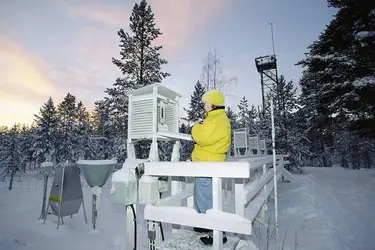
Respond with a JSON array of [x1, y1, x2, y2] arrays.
[[8, 166, 14, 190]]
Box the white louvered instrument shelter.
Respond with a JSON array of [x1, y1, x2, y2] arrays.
[[233, 128, 248, 148], [232, 129, 268, 157], [126, 84, 182, 140], [248, 135, 260, 151], [233, 128, 249, 156]]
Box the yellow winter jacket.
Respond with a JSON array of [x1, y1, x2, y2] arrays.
[[191, 108, 231, 162]]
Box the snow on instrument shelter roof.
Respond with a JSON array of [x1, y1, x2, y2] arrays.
[[126, 83, 182, 100]]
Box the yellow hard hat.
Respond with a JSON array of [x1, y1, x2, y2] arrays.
[[201, 89, 225, 106]]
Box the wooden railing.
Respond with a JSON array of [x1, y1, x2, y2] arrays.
[[142, 155, 291, 250]]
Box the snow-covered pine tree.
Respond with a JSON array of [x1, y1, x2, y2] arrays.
[[248, 105, 260, 135], [17, 124, 34, 170], [0, 126, 8, 171], [179, 122, 193, 161], [106, 0, 170, 160], [57, 93, 78, 162], [226, 106, 238, 130], [91, 100, 113, 159], [76, 101, 91, 160], [183, 81, 205, 123], [285, 108, 315, 172], [180, 123, 189, 134], [260, 75, 311, 171], [180, 81, 208, 161], [0, 124, 23, 189], [237, 96, 248, 129], [33, 97, 59, 164], [265, 75, 298, 154], [296, 1, 375, 168], [0, 127, 11, 171], [237, 96, 260, 135], [296, 69, 330, 168], [332, 113, 374, 169], [24, 124, 38, 169], [158, 141, 173, 161], [92, 100, 111, 138], [112, 0, 170, 88]]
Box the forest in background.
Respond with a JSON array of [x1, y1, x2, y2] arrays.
[[1, 0, 374, 178]]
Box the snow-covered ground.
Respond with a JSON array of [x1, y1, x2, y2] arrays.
[[0, 166, 374, 250], [275, 167, 375, 250]]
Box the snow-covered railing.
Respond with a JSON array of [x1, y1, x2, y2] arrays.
[[143, 161, 251, 249], [233, 155, 291, 225], [142, 155, 292, 250]]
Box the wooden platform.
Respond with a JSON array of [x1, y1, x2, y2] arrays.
[[158, 228, 242, 250]]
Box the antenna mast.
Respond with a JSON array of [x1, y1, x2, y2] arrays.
[[269, 22, 276, 56]]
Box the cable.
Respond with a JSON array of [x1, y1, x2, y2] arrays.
[[159, 222, 165, 241], [130, 204, 137, 250], [159, 192, 165, 241]]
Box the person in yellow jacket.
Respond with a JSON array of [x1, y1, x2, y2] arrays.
[[191, 89, 231, 245]]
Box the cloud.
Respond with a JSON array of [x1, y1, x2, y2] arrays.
[[0, 36, 116, 126], [0, 22, 7, 31], [57, 26, 120, 100], [150, 0, 229, 55], [64, 3, 128, 26], [0, 39, 59, 126], [0, 0, 232, 126], [62, 0, 230, 56], [0, 99, 38, 127]]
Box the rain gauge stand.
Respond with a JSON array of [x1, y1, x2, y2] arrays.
[[44, 162, 87, 229], [38, 161, 53, 220], [77, 159, 118, 229]]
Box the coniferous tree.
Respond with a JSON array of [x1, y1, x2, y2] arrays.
[[184, 81, 205, 123], [17, 124, 33, 170], [91, 100, 113, 159], [265, 75, 298, 154], [180, 123, 188, 134], [179, 123, 193, 161], [237, 96, 249, 129], [286, 109, 314, 172], [33, 97, 59, 163], [226, 107, 238, 131], [106, 0, 170, 130], [298, 1, 375, 132], [0, 127, 7, 174], [92, 100, 111, 138], [158, 141, 173, 161], [112, 0, 170, 88], [296, 69, 330, 167], [296, 1, 375, 168], [260, 75, 307, 171], [57, 93, 78, 161], [248, 105, 260, 135], [25, 124, 38, 169], [76, 101, 91, 159], [106, 0, 170, 160], [237, 96, 260, 135], [0, 125, 23, 189]]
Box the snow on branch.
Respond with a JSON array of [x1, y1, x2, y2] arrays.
[[352, 76, 375, 88], [311, 54, 357, 66]]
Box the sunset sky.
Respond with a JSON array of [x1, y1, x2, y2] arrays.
[[0, 0, 337, 127]]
